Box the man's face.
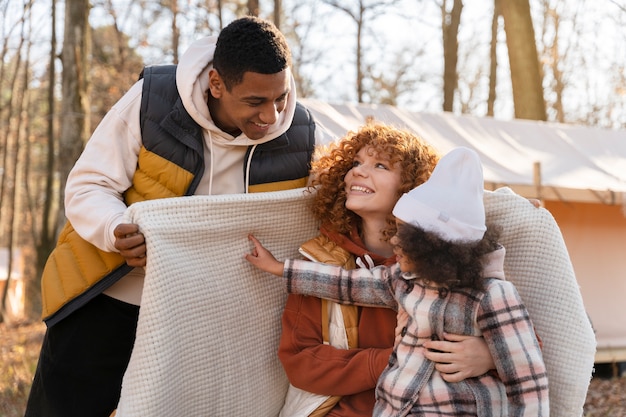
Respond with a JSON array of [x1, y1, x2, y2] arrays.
[[208, 69, 290, 140]]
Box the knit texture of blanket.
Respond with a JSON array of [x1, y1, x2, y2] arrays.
[[115, 187, 595, 416], [115, 188, 319, 417], [485, 187, 595, 416]]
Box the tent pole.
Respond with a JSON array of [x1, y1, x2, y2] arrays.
[[533, 161, 542, 202]]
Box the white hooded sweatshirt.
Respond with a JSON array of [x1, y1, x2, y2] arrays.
[[64, 36, 298, 305]]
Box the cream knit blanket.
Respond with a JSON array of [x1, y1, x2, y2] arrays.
[[485, 187, 595, 416], [116, 189, 319, 416], [115, 187, 595, 416]]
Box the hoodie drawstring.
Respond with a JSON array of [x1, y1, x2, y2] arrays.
[[245, 144, 258, 194], [208, 131, 214, 195]]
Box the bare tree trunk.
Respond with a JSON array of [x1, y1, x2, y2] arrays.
[[102, 0, 127, 69], [248, 0, 259, 16], [0, 100, 19, 321], [500, 0, 547, 120], [0, 6, 27, 322], [0, 4, 31, 321], [538, 0, 571, 123], [441, 0, 463, 112], [274, 0, 281, 28], [322, 0, 364, 102], [28, 0, 59, 319], [487, 0, 500, 117], [217, 0, 223, 29], [356, 3, 363, 102], [281, 2, 324, 98], [0, 4, 24, 244], [170, 0, 180, 64], [548, 22, 565, 122], [322, 0, 399, 103], [2, 31, 32, 322], [58, 0, 91, 229]]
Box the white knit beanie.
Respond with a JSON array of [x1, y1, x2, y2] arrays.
[[392, 147, 486, 243]]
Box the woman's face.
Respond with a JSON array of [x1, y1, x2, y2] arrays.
[[344, 146, 403, 220]]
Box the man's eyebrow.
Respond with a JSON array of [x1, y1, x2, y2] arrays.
[[241, 95, 267, 102]]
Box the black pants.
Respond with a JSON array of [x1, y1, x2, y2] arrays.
[[25, 294, 140, 417]]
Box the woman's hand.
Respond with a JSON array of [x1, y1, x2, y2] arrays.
[[422, 333, 495, 382], [245, 234, 285, 277]]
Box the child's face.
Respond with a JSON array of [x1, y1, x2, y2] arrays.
[[391, 219, 416, 273], [344, 146, 403, 220]]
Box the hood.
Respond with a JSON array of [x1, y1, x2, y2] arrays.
[[481, 245, 506, 280], [176, 36, 297, 148]]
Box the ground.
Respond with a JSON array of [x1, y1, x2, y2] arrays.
[[1, 321, 625, 416]]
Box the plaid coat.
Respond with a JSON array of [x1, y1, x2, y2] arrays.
[[282, 247, 549, 417]]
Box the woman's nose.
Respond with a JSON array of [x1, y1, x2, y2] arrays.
[[352, 163, 368, 177]]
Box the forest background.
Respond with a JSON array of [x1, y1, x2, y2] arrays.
[[1, 1, 626, 415], [1, 0, 625, 322]]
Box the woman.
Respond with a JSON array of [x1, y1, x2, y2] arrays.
[[276, 124, 496, 417]]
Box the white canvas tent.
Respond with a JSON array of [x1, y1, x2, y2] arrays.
[[301, 98, 626, 363]]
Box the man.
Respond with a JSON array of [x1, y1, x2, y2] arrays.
[[26, 16, 319, 417]]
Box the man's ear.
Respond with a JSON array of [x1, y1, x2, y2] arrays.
[[208, 69, 224, 98]]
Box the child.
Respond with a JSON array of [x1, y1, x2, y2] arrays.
[[246, 147, 549, 416]]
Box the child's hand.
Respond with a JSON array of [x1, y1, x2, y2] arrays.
[[245, 234, 285, 277]]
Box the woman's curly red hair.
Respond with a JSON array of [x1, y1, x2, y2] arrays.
[[307, 123, 440, 241]]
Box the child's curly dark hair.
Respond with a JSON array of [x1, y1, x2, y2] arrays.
[[394, 222, 502, 293], [306, 123, 440, 242]]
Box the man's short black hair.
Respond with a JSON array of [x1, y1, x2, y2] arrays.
[[213, 16, 291, 90]]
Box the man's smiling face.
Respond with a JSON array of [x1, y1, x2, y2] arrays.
[[208, 69, 290, 139]]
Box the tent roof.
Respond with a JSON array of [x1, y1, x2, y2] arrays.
[[302, 99, 626, 205]]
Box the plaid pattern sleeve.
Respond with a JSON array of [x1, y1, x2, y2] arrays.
[[283, 259, 398, 309], [479, 278, 550, 416]]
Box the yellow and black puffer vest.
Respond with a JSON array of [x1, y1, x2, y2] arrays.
[[41, 64, 316, 326]]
